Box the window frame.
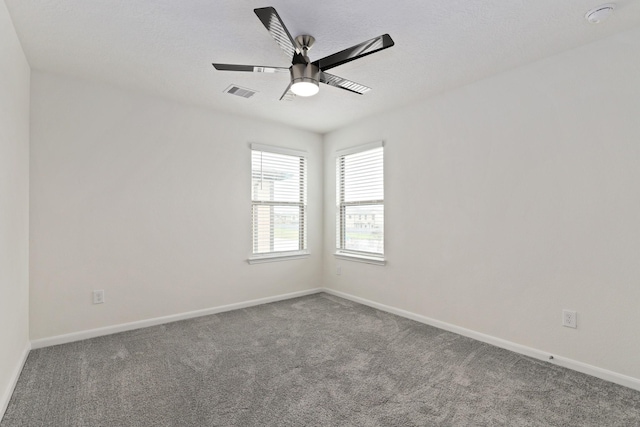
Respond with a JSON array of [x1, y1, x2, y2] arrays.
[[335, 141, 386, 265], [248, 143, 309, 264]]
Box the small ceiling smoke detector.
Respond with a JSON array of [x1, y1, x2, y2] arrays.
[[585, 4, 616, 24]]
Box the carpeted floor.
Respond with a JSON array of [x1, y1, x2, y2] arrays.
[[3, 292, 640, 426]]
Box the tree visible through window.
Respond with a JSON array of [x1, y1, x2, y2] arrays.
[[251, 146, 307, 257], [336, 142, 384, 256]]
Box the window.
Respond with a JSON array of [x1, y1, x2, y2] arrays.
[[250, 144, 307, 263], [336, 141, 384, 264]]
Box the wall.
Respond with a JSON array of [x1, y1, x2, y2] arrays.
[[0, 0, 30, 416], [29, 72, 323, 340], [324, 27, 640, 379]]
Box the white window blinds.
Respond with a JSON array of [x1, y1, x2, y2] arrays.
[[251, 145, 307, 257], [336, 142, 384, 256]]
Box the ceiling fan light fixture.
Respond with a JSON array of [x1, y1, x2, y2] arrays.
[[290, 63, 320, 97], [291, 80, 319, 97]]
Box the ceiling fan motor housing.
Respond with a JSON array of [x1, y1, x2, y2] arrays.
[[291, 63, 320, 86]]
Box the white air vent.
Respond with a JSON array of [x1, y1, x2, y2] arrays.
[[224, 85, 258, 99]]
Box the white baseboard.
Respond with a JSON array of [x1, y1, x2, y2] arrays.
[[0, 341, 31, 421], [27, 286, 640, 392], [322, 288, 640, 392], [31, 288, 322, 350]]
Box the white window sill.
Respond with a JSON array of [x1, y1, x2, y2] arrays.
[[248, 252, 310, 264], [334, 252, 386, 265]]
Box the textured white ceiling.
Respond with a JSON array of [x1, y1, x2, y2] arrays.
[[5, 0, 640, 133]]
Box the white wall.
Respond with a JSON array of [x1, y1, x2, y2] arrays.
[[0, 0, 30, 416], [324, 28, 640, 379], [29, 72, 323, 340]]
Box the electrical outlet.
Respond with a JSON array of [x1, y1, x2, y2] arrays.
[[562, 309, 577, 328], [336, 265, 342, 275], [93, 290, 105, 304]]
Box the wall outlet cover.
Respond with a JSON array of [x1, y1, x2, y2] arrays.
[[93, 290, 105, 304], [562, 309, 577, 328]]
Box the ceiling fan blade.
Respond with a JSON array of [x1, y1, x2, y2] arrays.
[[254, 7, 300, 60], [212, 63, 289, 73], [320, 72, 371, 95], [313, 34, 394, 71], [279, 83, 295, 101]]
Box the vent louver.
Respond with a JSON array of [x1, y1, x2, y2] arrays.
[[224, 85, 257, 98]]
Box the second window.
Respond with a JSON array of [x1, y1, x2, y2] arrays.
[[336, 142, 384, 257]]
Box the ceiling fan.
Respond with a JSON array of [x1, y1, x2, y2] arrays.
[[212, 7, 394, 100]]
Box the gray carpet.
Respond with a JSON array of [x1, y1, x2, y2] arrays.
[[3, 293, 640, 426]]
